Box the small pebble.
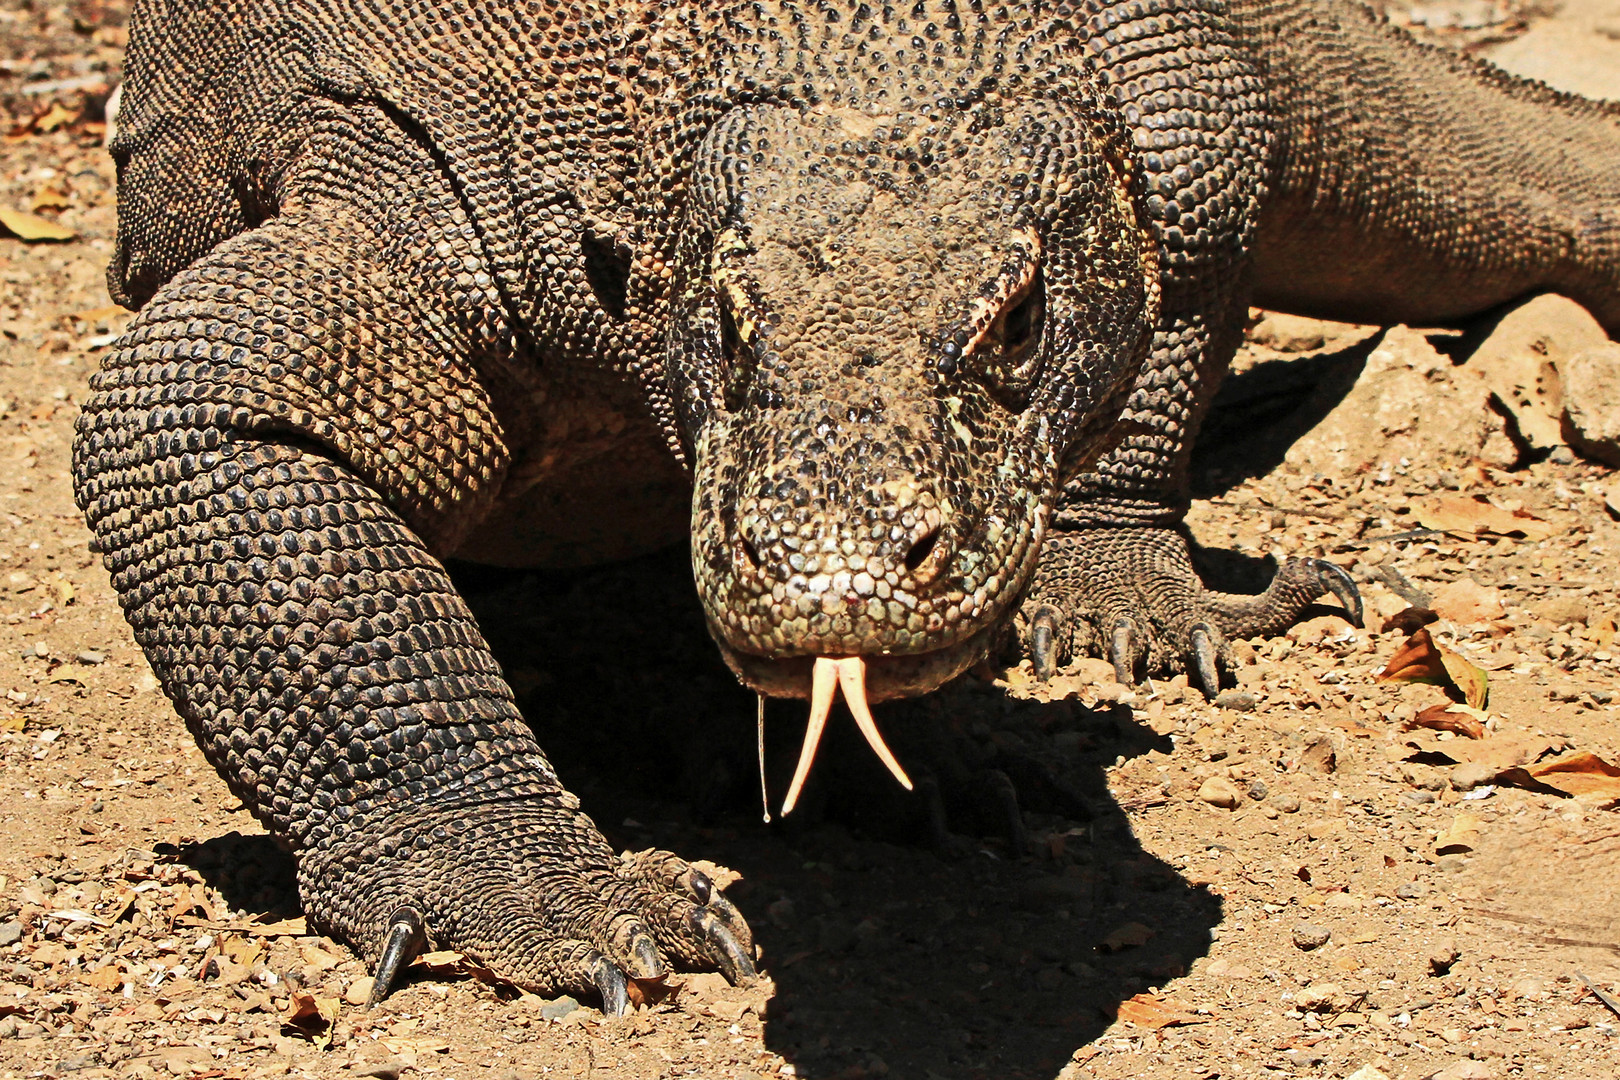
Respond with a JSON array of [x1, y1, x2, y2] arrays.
[[1213, 689, 1258, 712], [540, 995, 580, 1021], [1273, 794, 1302, 814], [1247, 779, 1269, 801], [74, 650, 105, 665], [1449, 761, 1497, 791], [1428, 939, 1460, 975], [1196, 776, 1244, 809], [1293, 922, 1332, 950], [345, 976, 375, 1006], [1396, 881, 1425, 899], [0, 921, 21, 947]]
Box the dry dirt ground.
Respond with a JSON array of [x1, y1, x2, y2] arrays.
[[4, 3, 1620, 1079]]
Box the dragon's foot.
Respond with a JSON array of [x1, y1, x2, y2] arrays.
[[1016, 526, 1362, 693], [298, 801, 754, 1013]]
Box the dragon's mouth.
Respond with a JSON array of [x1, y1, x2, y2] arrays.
[[711, 622, 999, 814]]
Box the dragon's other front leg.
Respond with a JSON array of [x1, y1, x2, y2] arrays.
[[74, 209, 752, 1010]]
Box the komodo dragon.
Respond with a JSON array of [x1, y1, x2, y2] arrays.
[[77, 0, 1619, 1011]]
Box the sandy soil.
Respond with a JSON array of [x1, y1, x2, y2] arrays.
[[2, 4, 1620, 1079]]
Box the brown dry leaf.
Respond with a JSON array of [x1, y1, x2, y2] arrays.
[[1114, 992, 1208, 1029], [0, 207, 75, 242], [282, 988, 340, 1048], [32, 102, 79, 134], [1377, 629, 1488, 708], [1100, 922, 1155, 952], [299, 942, 344, 972], [30, 183, 70, 212], [247, 916, 306, 937], [412, 949, 472, 975], [1435, 812, 1481, 855], [1439, 734, 1566, 772], [1501, 752, 1620, 807], [1411, 494, 1556, 542], [1405, 703, 1488, 739]]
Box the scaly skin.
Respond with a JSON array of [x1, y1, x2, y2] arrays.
[[76, 0, 1620, 1003]]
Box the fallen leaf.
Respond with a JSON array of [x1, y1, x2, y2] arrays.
[[412, 950, 472, 974], [1405, 703, 1488, 740], [1411, 494, 1556, 542], [1113, 992, 1208, 1029], [0, 711, 24, 732], [1377, 628, 1488, 708], [30, 183, 70, 212], [1435, 812, 1481, 856], [282, 989, 340, 1048], [0, 207, 75, 242], [1500, 751, 1620, 807], [32, 102, 79, 134]]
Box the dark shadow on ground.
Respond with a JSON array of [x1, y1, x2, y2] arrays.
[[1190, 331, 1383, 498], [454, 548, 1223, 1080], [171, 831, 300, 922]]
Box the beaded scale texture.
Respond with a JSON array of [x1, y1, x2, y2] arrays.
[[74, 0, 1620, 1004]]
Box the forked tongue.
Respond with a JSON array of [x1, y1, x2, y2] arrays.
[[779, 656, 913, 815]]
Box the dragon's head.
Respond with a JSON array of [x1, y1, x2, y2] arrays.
[[666, 99, 1159, 805]]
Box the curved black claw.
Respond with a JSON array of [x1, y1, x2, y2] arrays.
[[1190, 623, 1221, 697], [367, 905, 427, 1008], [592, 954, 631, 1017], [1030, 605, 1061, 681], [1109, 618, 1137, 684], [1312, 559, 1364, 628], [697, 912, 757, 985]]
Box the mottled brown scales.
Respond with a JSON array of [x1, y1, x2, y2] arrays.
[[75, 0, 1620, 1006]]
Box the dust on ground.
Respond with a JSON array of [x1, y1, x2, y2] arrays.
[[3, 2, 1620, 1078]]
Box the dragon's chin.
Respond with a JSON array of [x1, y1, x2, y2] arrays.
[[709, 619, 1000, 703]]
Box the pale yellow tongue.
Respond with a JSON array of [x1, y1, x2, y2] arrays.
[[780, 656, 914, 815]]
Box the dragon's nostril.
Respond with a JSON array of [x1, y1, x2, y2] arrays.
[[903, 525, 940, 573]]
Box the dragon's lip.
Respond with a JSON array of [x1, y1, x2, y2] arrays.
[[712, 620, 998, 702], [711, 624, 999, 815]]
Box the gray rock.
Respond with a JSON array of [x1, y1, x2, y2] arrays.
[[1213, 689, 1257, 712], [0, 921, 21, 947], [1449, 761, 1499, 791], [1561, 342, 1620, 467], [539, 995, 580, 1021], [1292, 922, 1332, 950]]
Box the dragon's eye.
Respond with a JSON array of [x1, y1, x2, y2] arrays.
[[975, 268, 1046, 408], [997, 270, 1045, 360], [719, 294, 744, 362]]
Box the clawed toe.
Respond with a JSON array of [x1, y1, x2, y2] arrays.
[[1311, 558, 1364, 627], [1029, 605, 1063, 680], [590, 953, 630, 1017], [1109, 617, 1137, 684], [1189, 623, 1220, 696], [367, 906, 427, 1008]]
